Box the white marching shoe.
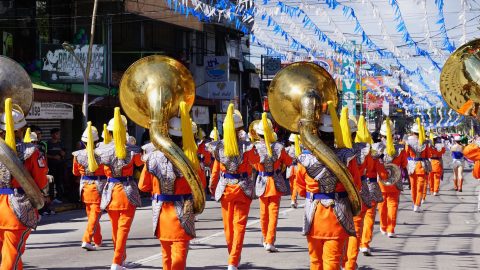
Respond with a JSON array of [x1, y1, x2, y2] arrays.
[[380, 229, 387, 235], [360, 247, 372, 256], [81, 242, 96, 251], [227, 265, 238, 270], [111, 264, 126, 270], [265, 244, 279, 252], [388, 232, 396, 238], [413, 205, 422, 212]]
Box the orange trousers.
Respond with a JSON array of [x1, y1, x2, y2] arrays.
[[220, 187, 252, 267], [377, 192, 400, 233], [361, 202, 377, 249], [0, 228, 30, 270], [82, 203, 102, 245], [289, 176, 297, 203], [108, 206, 136, 265], [259, 195, 281, 244], [410, 174, 426, 206], [308, 236, 346, 270], [160, 240, 189, 270], [428, 172, 441, 193], [343, 205, 367, 270]]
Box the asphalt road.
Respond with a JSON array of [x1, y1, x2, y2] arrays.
[[22, 162, 480, 270]]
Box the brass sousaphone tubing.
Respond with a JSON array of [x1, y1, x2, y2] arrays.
[[119, 55, 205, 214], [268, 62, 361, 215], [0, 56, 44, 209]]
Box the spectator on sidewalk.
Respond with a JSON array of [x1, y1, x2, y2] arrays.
[[47, 128, 66, 203]]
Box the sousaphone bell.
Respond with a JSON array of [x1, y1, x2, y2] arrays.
[[119, 55, 205, 214], [440, 39, 480, 118]]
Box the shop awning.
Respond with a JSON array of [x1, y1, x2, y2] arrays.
[[30, 76, 112, 96]]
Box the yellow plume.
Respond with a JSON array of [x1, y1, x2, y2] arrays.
[[103, 123, 111, 144], [86, 122, 99, 172], [262, 112, 275, 157], [429, 130, 435, 142], [294, 134, 301, 157], [213, 127, 219, 141], [23, 127, 31, 143], [4, 98, 16, 153], [327, 101, 345, 148], [113, 107, 127, 159], [180, 101, 200, 170], [340, 107, 353, 149], [355, 115, 373, 144], [223, 104, 239, 157], [386, 117, 396, 157], [416, 117, 424, 145]]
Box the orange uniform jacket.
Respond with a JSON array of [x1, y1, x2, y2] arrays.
[[429, 146, 446, 174], [405, 143, 431, 175], [72, 158, 106, 203], [464, 143, 480, 178], [0, 148, 48, 230]]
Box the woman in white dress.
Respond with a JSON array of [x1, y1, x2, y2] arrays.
[[451, 135, 465, 192]]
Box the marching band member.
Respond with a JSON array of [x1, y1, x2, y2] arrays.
[[451, 135, 465, 192], [285, 133, 301, 208], [210, 104, 260, 270], [342, 112, 377, 267], [97, 108, 143, 270], [405, 118, 431, 212], [376, 119, 407, 238], [296, 102, 360, 270], [72, 123, 106, 251], [428, 135, 446, 196], [253, 113, 292, 252], [139, 101, 203, 270], [0, 98, 48, 269], [360, 128, 388, 256]]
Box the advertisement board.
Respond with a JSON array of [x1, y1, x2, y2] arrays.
[[26, 102, 74, 120], [205, 56, 229, 82], [41, 44, 105, 83], [192, 106, 210, 125]]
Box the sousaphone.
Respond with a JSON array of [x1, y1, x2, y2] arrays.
[[0, 56, 44, 209], [268, 62, 361, 215], [440, 39, 480, 117], [119, 55, 205, 214]]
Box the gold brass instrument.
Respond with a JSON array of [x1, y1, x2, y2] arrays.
[[380, 163, 401, 186], [119, 55, 205, 214], [0, 56, 44, 209], [268, 62, 361, 215], [440, 39, 480, 117], [248, 119, 260, 142]]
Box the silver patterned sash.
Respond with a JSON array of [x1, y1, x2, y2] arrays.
[[254, 142, 288, 197], [406, 137, 431, 175]]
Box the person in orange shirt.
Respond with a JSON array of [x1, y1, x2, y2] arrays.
[[285, 133, 301, 208], [210, 104, 260, 270], [253, 113, 292, 252], [0, 99, 48, 270], [405, 120, 431, 212], [97, 108, 143, 270], [72, 123, 106, 251], [375, 120, 407, 238], [139, 110, 204, 270], [296, 110, 361, 270], [428, 135, 446, 196], [463, 137, 480, 211]]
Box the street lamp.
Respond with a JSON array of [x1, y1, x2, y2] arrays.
[[62, 41, 88, 129]]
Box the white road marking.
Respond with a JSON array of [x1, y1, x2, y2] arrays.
[[134, 203, 305, 264]]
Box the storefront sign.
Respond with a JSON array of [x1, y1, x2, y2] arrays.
[[41, 44, 105, 83], [197, 81, 236, 100], [263, 56, 281, 75], [26, 102, 74, 120], [192, 106, 210, 125], [205, 56, 229, 82], [341, 78, 357, 116], [220, 101, 238, 113]]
